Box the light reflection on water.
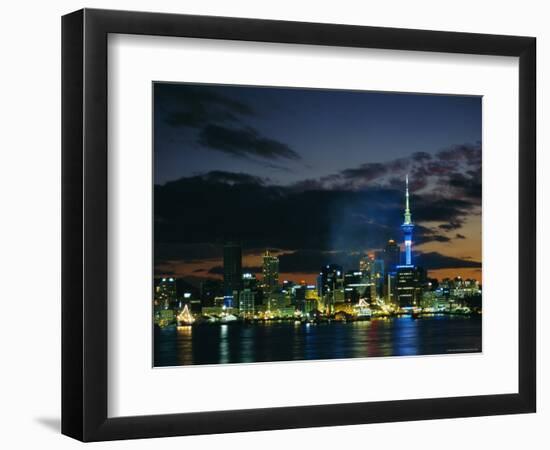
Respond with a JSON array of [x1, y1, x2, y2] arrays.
[[155, 316, 481, 367], [219, 324, 229, 364]]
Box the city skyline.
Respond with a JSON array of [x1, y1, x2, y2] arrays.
[[154, 176, 482, 324], [154, 83, 481, 286], [153, 82, 483, 366]]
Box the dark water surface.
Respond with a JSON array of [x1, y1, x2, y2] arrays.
[[154, 315, 482, 367]]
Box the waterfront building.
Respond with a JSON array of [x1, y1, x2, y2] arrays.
[[396, 266, 424, 307], [266, 291, 288, 312], [156, 308, 175, 327], [223, 242, 243, 307], [385, 272, 396, 306], [320, 264, 344, 314], [213, 296, 225, 307], [188, 298, 202, 314], [201, 306, 225, 316], [262, 249, 279, 295], [316, 273, 323, 297], [155, 277, 177, 310], [293, 284, 319, 313], [302, 298, 318, 315], [276, 306, 297, 318], [238, 289, 255, 317], [371, 259, 385, 299], [305, 285, 318, 300], [344, 270, 371, 303], [334, 302, 355, 315], [320, 264, 343, 294]]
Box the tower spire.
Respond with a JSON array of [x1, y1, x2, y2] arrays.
[[404, 174, 412, 225], [401, 175, 415, 266]]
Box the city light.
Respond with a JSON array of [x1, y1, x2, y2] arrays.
[[153, 175, 481, 328]]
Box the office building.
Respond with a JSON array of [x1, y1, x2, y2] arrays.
[[262, 249, 279, 294], [223, 242, 242, 307]]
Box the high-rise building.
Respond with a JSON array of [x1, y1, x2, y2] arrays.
[[401, 175, 415, 266], [223, 242, 242, 307], [155, 277, 177, 310], [384, 239, 401, 273], [320, 264, 344, 313], [262, 249, 279, 294], [396, 266, 424, 307], [344, 270, 371, 303], [320, 264, 343, 294], [238, 289, 255, 317], [385, 272, 396, 306], [371, 259, 385, 300]]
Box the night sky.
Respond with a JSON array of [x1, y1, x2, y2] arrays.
[[154, 82, 482, 285]]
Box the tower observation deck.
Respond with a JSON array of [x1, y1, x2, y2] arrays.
[[401, 175, 414, 266]]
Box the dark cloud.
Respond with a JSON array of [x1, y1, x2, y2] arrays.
[[198, 125, 300, 161], [154, 167, 481, 277], [436, 143, 482, 166], [154, 171, 463, 269], [312, 143, 481, 204], [156, 83, 254, 129], [340, 163, 388, 182], [455, 233, 466, 239], [155, 83, 299, 165], [155, 242, 223, 263], [439, 221, 464, 231], [197, 170, 267, 185], [414, 252, 481, 269], [412, 151, 432, 162], [447, 169, 482, 199], [278, 250, 359, 273], [413, 196, 473, 224]]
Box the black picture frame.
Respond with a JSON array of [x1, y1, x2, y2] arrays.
[[62, 8, 536, 442]]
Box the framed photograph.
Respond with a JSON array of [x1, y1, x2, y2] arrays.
[[62, 8, 536, 441]]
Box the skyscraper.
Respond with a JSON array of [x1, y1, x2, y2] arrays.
[[320, 264, 344, 313], [320, 264, 343, 295], [238, 289, 255, 317], [384, 239, 401, 273], [223, 242, 242, 306], [401, 175, 415, 266], [262, 249, 279, 295], [396, 266, 423, 307], [155, 277, 177, 310]]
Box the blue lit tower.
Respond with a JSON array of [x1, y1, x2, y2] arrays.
[[401, 175, 414, 266]]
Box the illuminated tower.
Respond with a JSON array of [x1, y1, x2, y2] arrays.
[[401, 175, 414, 266]]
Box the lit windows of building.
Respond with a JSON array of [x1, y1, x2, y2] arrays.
[[262, 249, 279, 295], [395, 266, 425, 308], [320, 264, 344, 314], [238, 289, 255, 317], [155, 277, 177, 310]]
